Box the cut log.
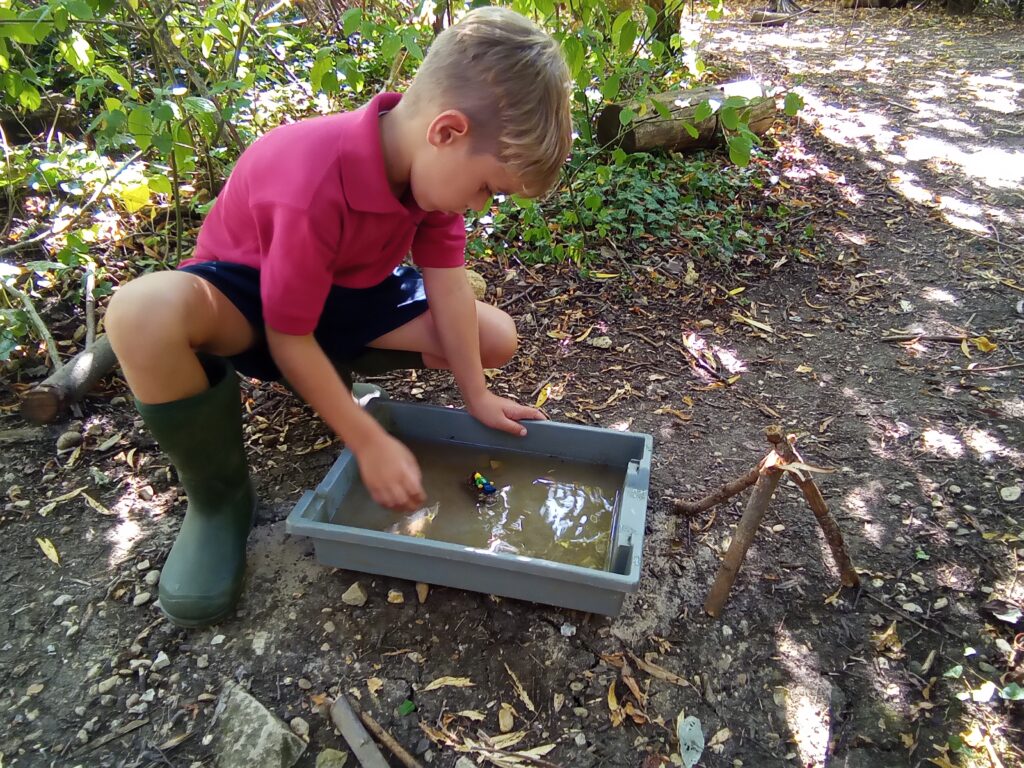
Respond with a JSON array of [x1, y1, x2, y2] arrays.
[[750, 10, 792, 26], [20, 335, 119, 424], [596, 80, 777, 155]]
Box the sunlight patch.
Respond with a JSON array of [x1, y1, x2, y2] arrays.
[[965, 428, 1023, 465], [920, 428, 964, 459], [774, 628, 831, 767], [921, 286, 958, 305]]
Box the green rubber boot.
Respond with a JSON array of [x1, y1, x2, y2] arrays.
[[135, 356, 256, 628]]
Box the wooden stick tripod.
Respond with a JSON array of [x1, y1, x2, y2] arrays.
[[675, 426, 860, 618]]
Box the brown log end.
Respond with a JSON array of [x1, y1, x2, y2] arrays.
[[20, 386, 62, 425], [595, 105, 637, 153]]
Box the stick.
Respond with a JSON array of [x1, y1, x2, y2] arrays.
[[20, 334, 118, 424], [704, 458, 782, 618], [329, 694, 390, 768], [358, 710, 423, 768], [773, 434, 860, 588], [84, 262, 96, 348], [2, 280, 63, 371], [674, 463, 761, 515]]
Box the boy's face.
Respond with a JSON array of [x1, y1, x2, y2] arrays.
[[411, 110, 524, 214]]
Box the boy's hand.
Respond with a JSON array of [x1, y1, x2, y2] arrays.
[[467, 391, 547, 437], [351, 432, 426, 512]]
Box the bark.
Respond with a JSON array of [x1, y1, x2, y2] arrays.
[[20, 335, 118, 424], [596, 80, 776, 154]]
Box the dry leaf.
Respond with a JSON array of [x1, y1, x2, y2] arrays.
[[38, 486, 87, 516], [504, 664, 536, 713], [367, 677, 384, 695], [628, 652, 693, 689], [36, 537, 60, 565], [455, 710, 486, 721], [498, 703, 515, 733], [731, 312, 774, 333], [416, 582, 429, 604], [82, 493, 114, 516], [708, 727, 732, 746], [553, 693, 564, 713], [970, 336, 996, 352], [608, 680, 625, 727], [534, 383, 550, 409], [421, 676, 474, 693]]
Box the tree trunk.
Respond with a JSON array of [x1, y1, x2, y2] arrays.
[[20, 335, 118, 424], [596, 80, 776, 154]]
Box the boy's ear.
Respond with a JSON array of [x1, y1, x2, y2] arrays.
[[426, 110, 470, 148]]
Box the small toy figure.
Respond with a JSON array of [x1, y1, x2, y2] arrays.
[[471, 472, 497, 495]]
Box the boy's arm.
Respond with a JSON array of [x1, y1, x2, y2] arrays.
[[265, 328, 426, 512], [420, 266, 543, 435]]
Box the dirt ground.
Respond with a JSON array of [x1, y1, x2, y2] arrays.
[[2, 7, 1022, 768]]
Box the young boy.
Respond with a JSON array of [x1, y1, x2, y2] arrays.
[[105, 6, 573, 628]]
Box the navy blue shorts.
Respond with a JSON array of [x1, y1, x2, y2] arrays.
[[178, 261, 429, 381]]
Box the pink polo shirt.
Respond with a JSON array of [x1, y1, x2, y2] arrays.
[[181, 92, 466, 335]]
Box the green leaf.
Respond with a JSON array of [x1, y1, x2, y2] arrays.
[[618, 107, 635, 127], [999, 682, 1024, 701], [128, 107, 153, 150], [693, 101, 713, 123], [727, 134, 752, 167], [381, 34, 403, 61], [562, 36, 584, 78], [18, 84, 41, 111], [584, 191, 602, 210], [600, 74, 620, 101], [914, 548, 930, 560], [183, 96, 217, 115], [343, 61, 364, 93], [943, 664, 963, 679], [148, 174, 172, 195], [683, 122, 699, 139], [310, 55, 333, 93], [611, 148, 628, 165], [201, 31, 215, 59], [652, 99, 671, 120], [153, 101, 176, 123], [618, 20, 637, 55], [65, 0, 94, 19], [341, 8, 362, 37], [98, 65, 133, 96], [720, 106, 739, 131], [397, 699, 416, 716], [784, 91, 804, 117], [58, 30, 94, 74]]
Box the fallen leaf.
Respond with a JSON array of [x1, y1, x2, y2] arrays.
[[534, 384, 550, 409], [504, 664, 536, 713], [367, 677, 384, 695], [38, 486, 87, 516], [731, 312, 774, 333], [36, 537, 60, 565], [498, 703, 515, 733], [82, 493, 114, 516], [421, 676, 474, 693], [455, 710, 486, 721], [587, 335, 613, 349], [708, 727, 731, 746], [970, 336, 996, 352], [628, 652, 694, 689]]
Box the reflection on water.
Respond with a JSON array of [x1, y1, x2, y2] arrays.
[[333, 438, 624, 570]]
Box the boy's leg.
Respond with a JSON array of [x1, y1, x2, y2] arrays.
[[365, 301, 518, 370], [106, 271, 258, 628], [106, 271, 257, 404]]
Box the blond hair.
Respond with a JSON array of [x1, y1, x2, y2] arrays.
[[404, 6, 572, 197]]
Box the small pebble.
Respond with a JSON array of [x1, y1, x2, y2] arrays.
[[342, 582, 367, 607], [135, 560, 150, 571], [387, 590, 404, 604], [298, 678, 312, 690], [57, 431, 83, 451], [416, 583, 430, 604], [138, 486, 155, 501], [323, 621, 336, 633], [290, 717, 310, 740], [196, 655, 209, 669], [574, 732, 587, 746], [211, 634, 225, 645], [573, 707, 589, 717], [145, 570, 160, 586], [152, 652, 170, 672], [560, 623, 576, 637], [97, 675, 120, 695], [53, 594, 73, 607], [133, 592, 151, 607]]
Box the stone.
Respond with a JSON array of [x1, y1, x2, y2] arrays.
[[213, 681, 306, 768], [57, 431, 83, 451], [97, 675, 120, 695], [133, 592, 151, 607], [152, 652, 171, 672], [387, 590, 404, 604], [289, 717, 310, 740], [341, 582, 367, 607], [52, 594, 73, 607], [316, 750, 350, 768], [416, 583, 429, 604], [197, 654, 209, 669], [145, 570, 161, 586]]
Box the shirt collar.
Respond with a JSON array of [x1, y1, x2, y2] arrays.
[[340, 92, 423, 217]]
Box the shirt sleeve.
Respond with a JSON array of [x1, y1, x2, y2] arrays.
[[254, 202, 337, 335], [411, 211, 466, 269]]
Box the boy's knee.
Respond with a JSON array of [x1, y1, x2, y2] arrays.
[[481, 311, 518, 369]]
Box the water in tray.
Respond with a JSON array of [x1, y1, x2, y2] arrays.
[[332, 437, 625, 570]]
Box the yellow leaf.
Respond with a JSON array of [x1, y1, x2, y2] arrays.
[[795, 364, 813, 374], [119, 181, 151, 213], [534, 384, 550, 409], [961, 339, 971, 358], [546, 330, 570, 340], [504, 663, 536, 714], [575, 325, 594, 343], [607, 680, 619, 712], [455, 710, 486, 721], [927, 757, 958, 768], [970, 336, 997, 353], [82, 493, 114, 516], [731, 312, 774, 334], [38, 485, 87, 517], [709, 727, 732, 746], [367, 677, 384, 695], [36, 537, 60, 565], [727, 286, 746, 296], [421, 676, 474, 693], [592, 272, 619, 279]]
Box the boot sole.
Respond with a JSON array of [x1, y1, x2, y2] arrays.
[[159, 492, 258, 629]]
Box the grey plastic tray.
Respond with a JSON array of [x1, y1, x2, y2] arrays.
[[286, 399, 652, 615]]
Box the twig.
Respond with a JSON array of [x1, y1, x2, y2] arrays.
[[1, 280, 63, 372], [674, 463, 761, 514], [704, 433, 783, 618], [358, 710, 423, 768], [772, 432, 859, 588], [74, 719, 150, 756], [84, 262, 96, 348], [329, 694, 390, 768], [880, 334, 970, 343]]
